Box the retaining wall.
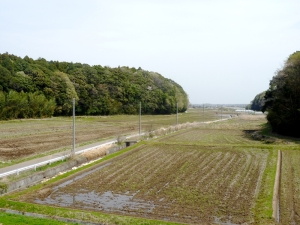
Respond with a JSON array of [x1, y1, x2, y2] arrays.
[[6, 156, 88, 194], [0, 143, 127, 195]]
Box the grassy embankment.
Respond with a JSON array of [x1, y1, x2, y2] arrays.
[[0, 211, 80, 225]]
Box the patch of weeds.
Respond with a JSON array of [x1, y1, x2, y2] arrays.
[[260, 123, 272, 136], [116, 135, 126, 145], [0, 212, 78, 225], [0, 182, 8, 194], [250, 131, 276, 144]]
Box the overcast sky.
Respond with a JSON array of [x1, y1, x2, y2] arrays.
[[1, 0, 299, 104]]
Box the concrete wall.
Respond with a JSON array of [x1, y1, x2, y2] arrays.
[[1, 143, 129, 195], [108, 143, 126, 155], [6, 156, 88, 193]]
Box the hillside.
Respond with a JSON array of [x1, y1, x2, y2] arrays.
[[0, 53, 189, 119]]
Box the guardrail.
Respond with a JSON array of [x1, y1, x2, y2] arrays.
[[0, 133, 144, 179], [0, 143, 117, 179], [0, 155, 68, 178]]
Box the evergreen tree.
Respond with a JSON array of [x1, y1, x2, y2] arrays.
[[0, 53, 189, 119]]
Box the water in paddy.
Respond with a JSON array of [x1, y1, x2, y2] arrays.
[[34, 162, 155, 213]]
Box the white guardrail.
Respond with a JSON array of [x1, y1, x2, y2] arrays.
[[0, 133, 142, 179]]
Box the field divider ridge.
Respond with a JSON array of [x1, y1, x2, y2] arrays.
[[272, 149, 281, 222]]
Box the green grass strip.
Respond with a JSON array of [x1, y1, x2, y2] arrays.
[[0, 200, 182, 225], [252, 149, 277, 224], [0, 211, 78, 225]]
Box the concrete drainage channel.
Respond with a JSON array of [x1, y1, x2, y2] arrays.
[[272, 150, 282, 223]]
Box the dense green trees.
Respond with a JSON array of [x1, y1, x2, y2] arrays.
[[246, 91, 266, 111], [262, 51, 300, 137], [0, 53, 188, 119], [0, 91, 55, 119]]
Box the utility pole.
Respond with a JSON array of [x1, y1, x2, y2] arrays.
[[139, 101, 141, 135], [203, 104, 204, 122], [72, 98, 75, 157], [176, 102, 178, 125], [221, 105, 223, 119]]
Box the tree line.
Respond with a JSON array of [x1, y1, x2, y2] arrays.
[[0, 53, 189, 119], [0, 91, 55, 119], [248, 51, 300, 137], [246, 91, 265, 111]]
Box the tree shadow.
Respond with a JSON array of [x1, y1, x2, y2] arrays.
[[242, 123, 300, 144]]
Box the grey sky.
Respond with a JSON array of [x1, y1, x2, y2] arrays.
[[1, 0, 299, 104]]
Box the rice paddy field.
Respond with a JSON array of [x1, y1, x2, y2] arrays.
[[1, 111, 300, 224], [280, 150, 300, 224], [26, 144, 269, 224]]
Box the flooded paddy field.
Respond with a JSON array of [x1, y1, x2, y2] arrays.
[[23, 140, 270, 224]]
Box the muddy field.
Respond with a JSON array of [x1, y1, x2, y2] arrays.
[[0, 118, 135, 161], [23, 123, 272, 224], [0, 109, 227, 162], [26, 146, 268, 224]]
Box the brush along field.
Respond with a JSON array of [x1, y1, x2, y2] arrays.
[[18, 114, 291, 224], [0, 108, 230, 162], [280, 150, 300, 224]]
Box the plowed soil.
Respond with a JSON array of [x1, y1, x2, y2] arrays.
[[280, 150, 300, 224], [0, 109, 228, 162], [24, 126, 271, 224], [0, 118, 136, 161]]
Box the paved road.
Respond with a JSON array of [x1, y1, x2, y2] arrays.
[[0, 118, 230, 178], [0, 137, 117, 177]]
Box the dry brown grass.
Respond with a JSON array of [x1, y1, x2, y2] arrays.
[[81, 145, 111, 161]]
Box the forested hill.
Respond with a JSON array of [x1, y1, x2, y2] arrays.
[[0, 53, 189, 119]]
